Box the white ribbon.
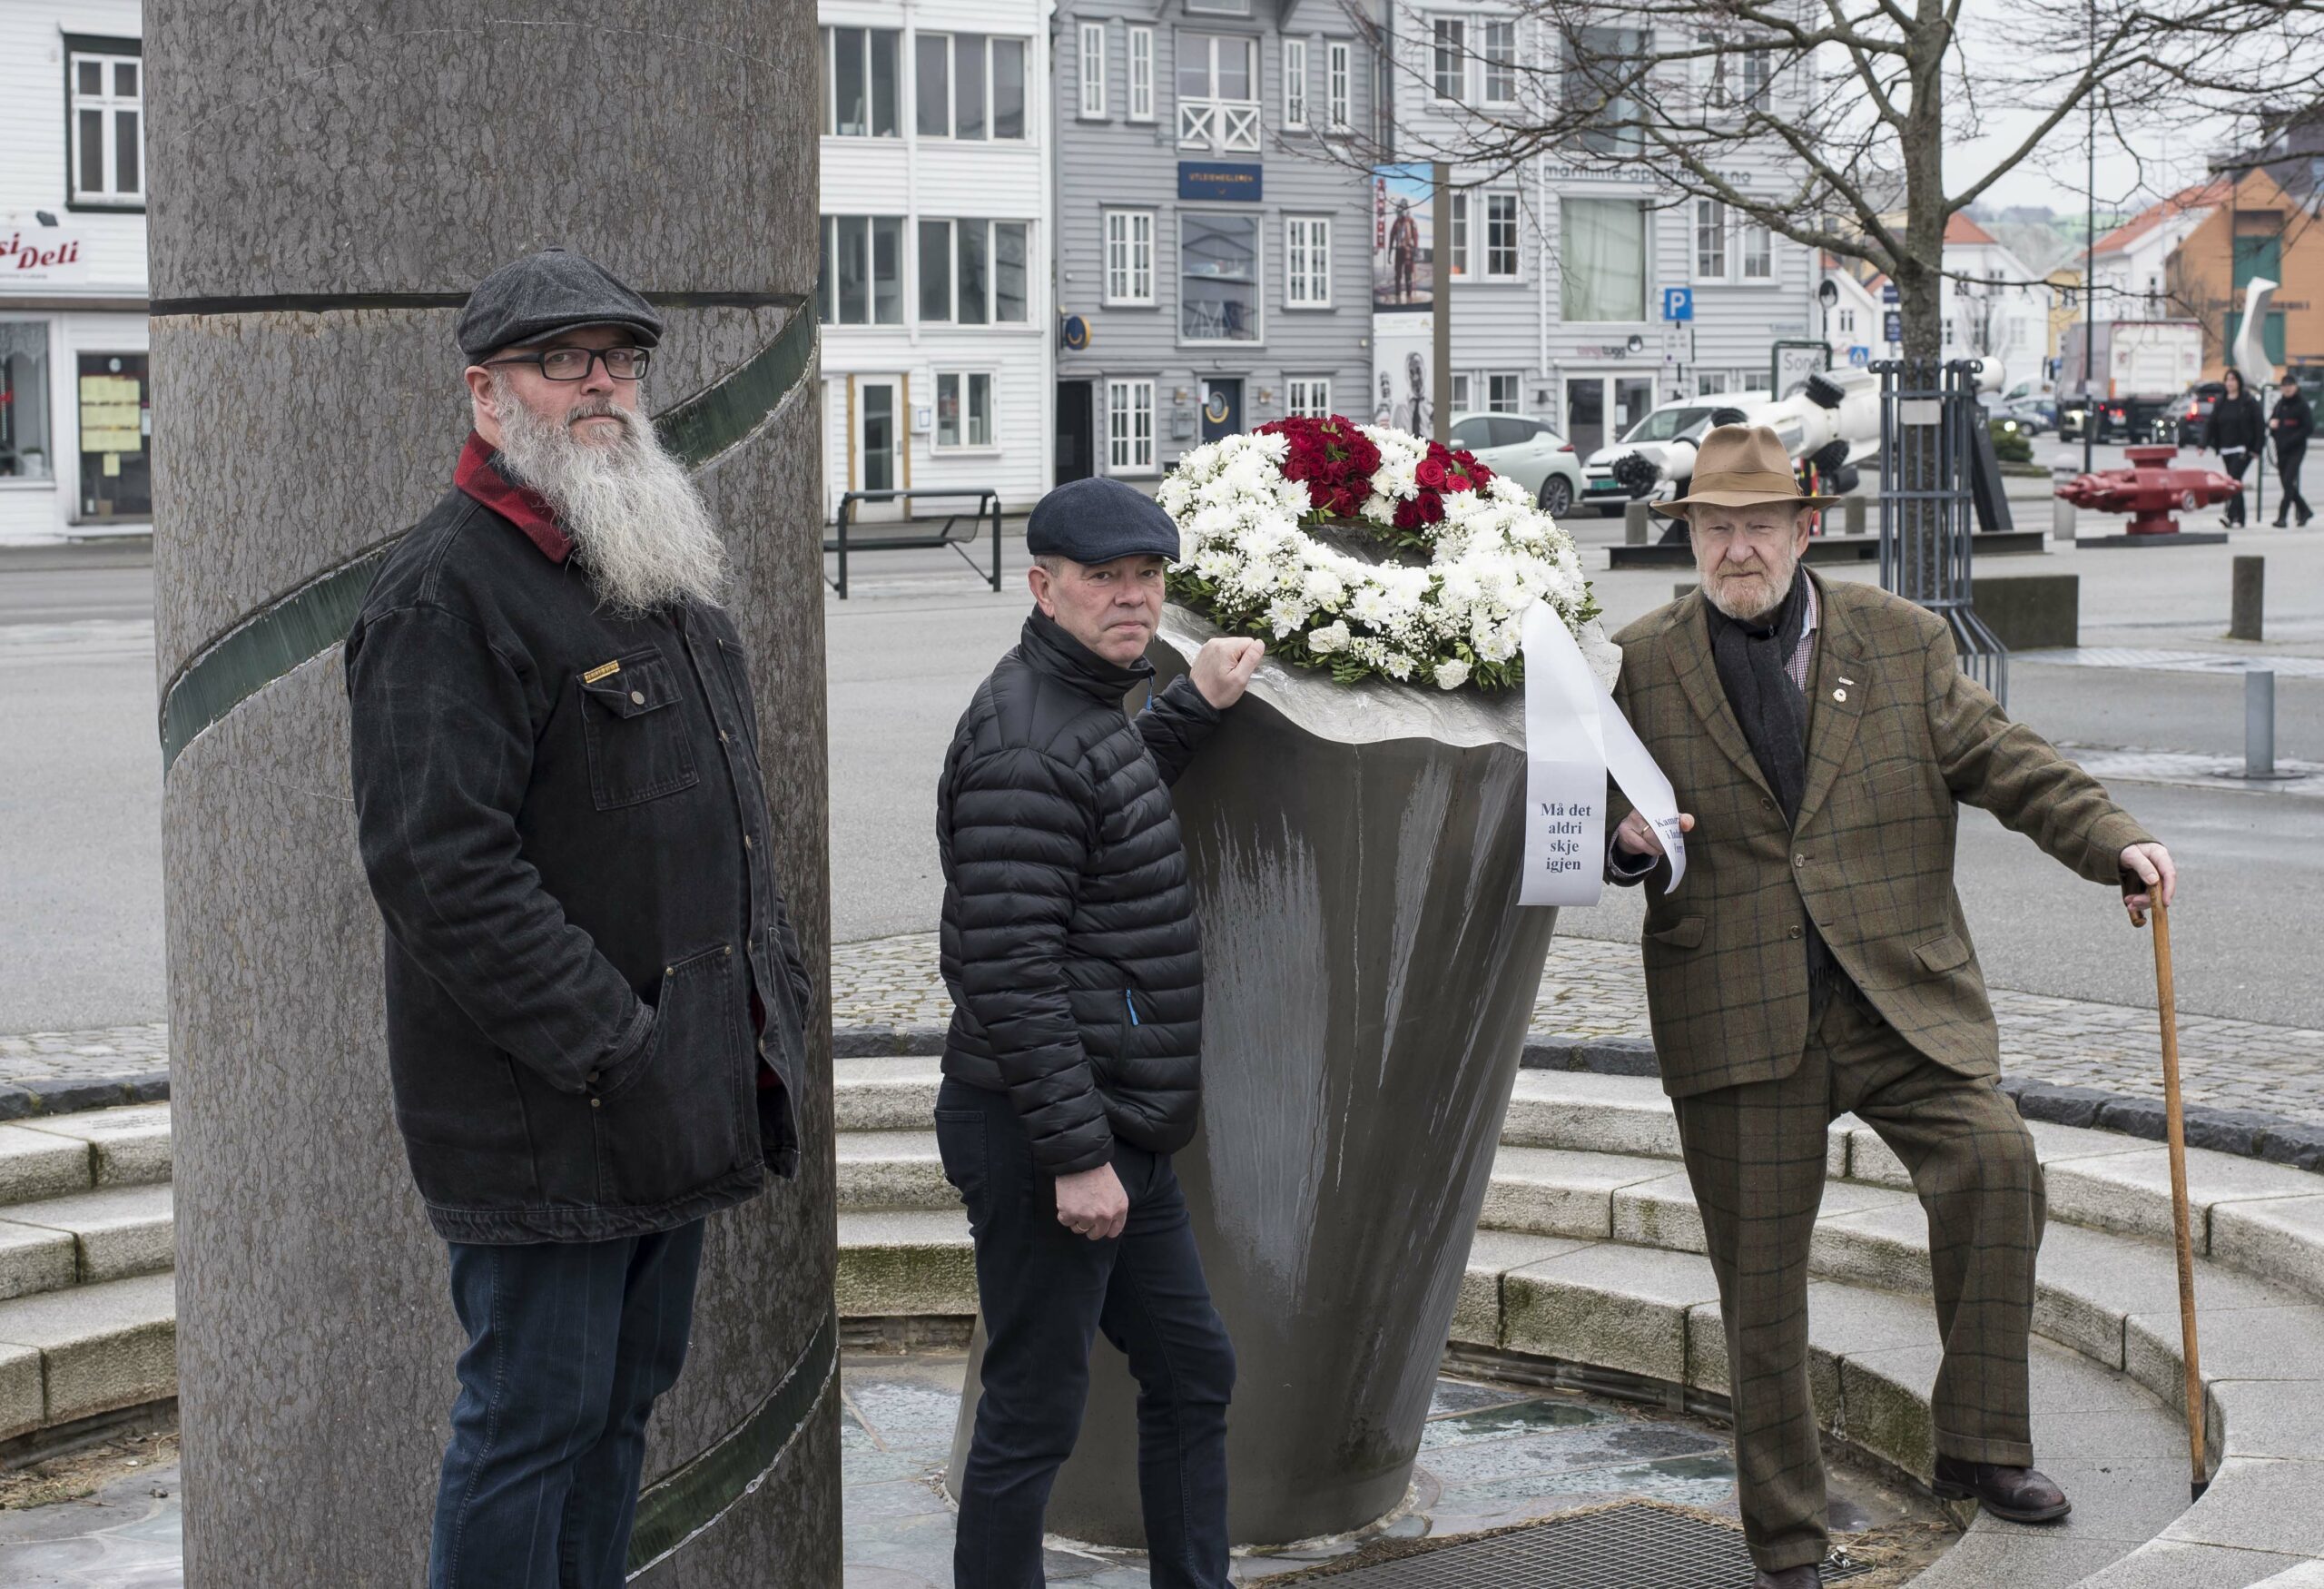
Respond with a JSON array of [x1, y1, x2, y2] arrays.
[[1519, 603, 1686, 906]]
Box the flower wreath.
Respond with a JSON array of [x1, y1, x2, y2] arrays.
[[1157, 415, 1602, 691]]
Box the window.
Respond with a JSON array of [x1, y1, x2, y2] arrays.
[[1564, 27, 1647, 155], [1178, 33, 1260, 151], [1697, 370, 1730, 396], [1185, 0, 1249, 11], [1326, 41, 1353, 131], [1837, 307, 1857, 336], [1561, 198, 1647, 321], [75, 351, 149, 518], [1433, 18, 1466, 100], [1285, 216, 1332, 306], [1108, 380, 1157, 471], [1740, 49, 1772, 104], [1448, 373, 1472, 411], [1128, 27, 1155, 120], [1740, 219, 1772, 280], [1695, 198, 1728, 280], [1482, 21, 1517, 104], [935, 371, 995, 448], [1181, 212, 1260, 341], [1284, 38, 1308, 129], [1487, 372, 1522, 413], [917, 35, 1028, 139], [819, 216, 905, 325], [0, 322, 53, 481], [1079, 24, 1108, 118], [822, 27, 900, 136], [1105, 211, 1155, 304], [917, 220, 1030, 324], [66, 42, 143, 206], [1288, 378, 1333, 417], [1446, 192, 1469, 278], [1484, 194, 1520, 279]]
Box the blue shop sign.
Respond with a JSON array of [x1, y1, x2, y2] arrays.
[[1178, 161, 1263, 202]]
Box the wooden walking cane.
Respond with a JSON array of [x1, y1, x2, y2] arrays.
[[2135, 895, 2209, 1500]]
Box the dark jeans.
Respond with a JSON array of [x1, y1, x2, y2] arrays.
[[937, 1078, 1235, 1589], [428, 1220, 705, 1589], [2222, 449, 2252, 524], [2280, 445, 2311, 523]]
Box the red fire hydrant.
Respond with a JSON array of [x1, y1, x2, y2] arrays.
[[2055, 445, 2240, 536]]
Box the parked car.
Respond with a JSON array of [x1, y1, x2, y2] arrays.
[[1579, 396, 1768, 515], [1995, 394, 2056, 435], [2171, 381, 2228, 446], [1445, 412, 1587, 518]]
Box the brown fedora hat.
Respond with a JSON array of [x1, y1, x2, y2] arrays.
[[1650, 423, 1837, 518]]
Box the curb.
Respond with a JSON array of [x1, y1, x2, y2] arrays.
[[0, 1071, 171, 1121]]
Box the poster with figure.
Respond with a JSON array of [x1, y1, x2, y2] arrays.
[[1373, 312, 1433, 437], [1371, 163, 1434, 312]]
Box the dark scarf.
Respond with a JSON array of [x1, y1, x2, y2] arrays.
[[1706, 566, 1846, 1013]]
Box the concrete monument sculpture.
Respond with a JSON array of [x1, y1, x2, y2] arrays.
[[947, 420, 1593, 1543], [145, 7, 835, 1583]]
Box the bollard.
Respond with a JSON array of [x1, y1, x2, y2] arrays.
[[1674, 581, 1694, 601], [2053, 463, 2080, 542], [2247, 670, 2276, 778], [1844, 494, 1867, 537], [1625, 500, 1651, 545], [2230, 556, 2264, 642]]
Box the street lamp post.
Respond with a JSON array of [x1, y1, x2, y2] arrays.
[[2083, 0, 2096, 472]]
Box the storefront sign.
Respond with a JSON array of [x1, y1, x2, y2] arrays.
[[1, 222, 88, 285], [1178, 162, 1263, 202]]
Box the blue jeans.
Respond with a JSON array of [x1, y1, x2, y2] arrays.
[[938, 1079, 1236, 1589], [428, 1221, 705, 1588]]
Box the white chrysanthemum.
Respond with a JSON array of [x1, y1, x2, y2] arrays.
[[1434, 657, 1472, 690], [1308, 619, 1352, 655]]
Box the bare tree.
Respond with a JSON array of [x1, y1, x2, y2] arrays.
[[1382, 0, 2324, 362]]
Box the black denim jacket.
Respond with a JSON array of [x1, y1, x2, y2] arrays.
[[346, 477, 809, 1244]]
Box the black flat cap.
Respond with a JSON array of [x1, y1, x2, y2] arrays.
[[1026, 477, 1181, 565], [457, 247, 664, 360]]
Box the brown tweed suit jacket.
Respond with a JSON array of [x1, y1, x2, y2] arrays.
[[1610, 573, 2154, 1099]]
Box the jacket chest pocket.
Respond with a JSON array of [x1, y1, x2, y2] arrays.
[[578, 651, 700, 810]]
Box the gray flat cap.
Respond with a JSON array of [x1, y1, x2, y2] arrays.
[[457, 248, 664, 360], [1026, 477, 1181, 564]]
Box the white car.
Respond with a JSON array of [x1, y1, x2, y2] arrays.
[[1445, 412, 1587, 518], [1580, 394, 1769, 516]]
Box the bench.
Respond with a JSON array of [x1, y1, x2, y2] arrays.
[[825, 488, 1004, 599]]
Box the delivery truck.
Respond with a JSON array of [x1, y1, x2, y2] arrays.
[[2057, 321, 2204, 442]]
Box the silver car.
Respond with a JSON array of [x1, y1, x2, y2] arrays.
[[1445, 412, 1587, 518], [1580, 396, 1764, 516]]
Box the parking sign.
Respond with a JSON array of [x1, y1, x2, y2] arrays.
[[1661, 287, 1694, 322]]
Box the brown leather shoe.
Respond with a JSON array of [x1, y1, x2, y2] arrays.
[[1933, 1456, 2073, 1522], [1752, 1568, 1821, 1589]]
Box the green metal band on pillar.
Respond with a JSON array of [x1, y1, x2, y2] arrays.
[[156, 305, 817, 773], [625, 1309, 838, 1578]]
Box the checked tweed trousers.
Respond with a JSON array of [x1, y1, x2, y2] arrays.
[[1672, 992, 2045, 1574]]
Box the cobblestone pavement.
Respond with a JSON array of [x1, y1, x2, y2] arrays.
[[14, 931, 2323, 1131], [826, 932, 2324, 1130], [0, 1024, 170, 1094]]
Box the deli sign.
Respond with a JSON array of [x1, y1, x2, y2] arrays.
[[1, 222, 89, 284]]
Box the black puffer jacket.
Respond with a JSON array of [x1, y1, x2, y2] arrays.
[[937, 610, 1221, 1174], [2205, 390, 2264, 452]]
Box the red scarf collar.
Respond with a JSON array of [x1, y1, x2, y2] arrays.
[[455, 431, 572, 564]]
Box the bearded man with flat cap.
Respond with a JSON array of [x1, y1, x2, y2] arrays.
[[1602, 425, 2179, 1588], [345, 248, 812, 1587]]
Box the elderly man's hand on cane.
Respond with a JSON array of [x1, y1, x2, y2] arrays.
[[2121, 842, 2178, 925]]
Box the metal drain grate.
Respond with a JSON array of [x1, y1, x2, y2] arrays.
[[1295, 1505, 1874, 1587]]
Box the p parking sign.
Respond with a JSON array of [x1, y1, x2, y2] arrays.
[[1661, 287, 1694, 322]]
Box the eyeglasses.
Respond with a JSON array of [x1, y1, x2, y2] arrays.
[[485, 346, 651, 381]]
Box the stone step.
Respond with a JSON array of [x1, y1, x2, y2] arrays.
[[834, 1129, 953, 1212], [0, 1269, 175, 1443], [833, 1055, 945, 1133], [5, 1103, 173, 1194], [0, 1183, 174, 1301], [836, 1209, 974, 1319]]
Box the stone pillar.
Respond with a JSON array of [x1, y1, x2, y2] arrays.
[[145, 9, 834, 1584]]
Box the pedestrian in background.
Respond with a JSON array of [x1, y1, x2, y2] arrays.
[[934, 478, 1263, 1588], [2270, 373, 2314, 528], [2203, 367, 2265, 527], [347, 249, 812, 1588]]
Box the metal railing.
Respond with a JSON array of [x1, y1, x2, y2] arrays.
[[825, 488, 1004, 600], [1874, 358, 2009, 706], [1177, 98, 1262, 152]]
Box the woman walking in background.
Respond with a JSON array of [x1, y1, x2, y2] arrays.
[[2203, 368, 2264, 528]]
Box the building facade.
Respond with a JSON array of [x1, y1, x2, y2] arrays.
[[0, 0, 149, 543], [814, 0, 1055, 519], [1050, 0, 1378, 481], [1390, 15, 1822, 459], [2165, 166, 2322, 381]]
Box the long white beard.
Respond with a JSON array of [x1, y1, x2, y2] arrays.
[[490, 373, 730, 617]]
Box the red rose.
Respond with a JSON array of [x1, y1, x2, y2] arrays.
[[1393, 498, 1423, 529], [1417, 492, 1446, 523], [1415, 457, 1450, 489]]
